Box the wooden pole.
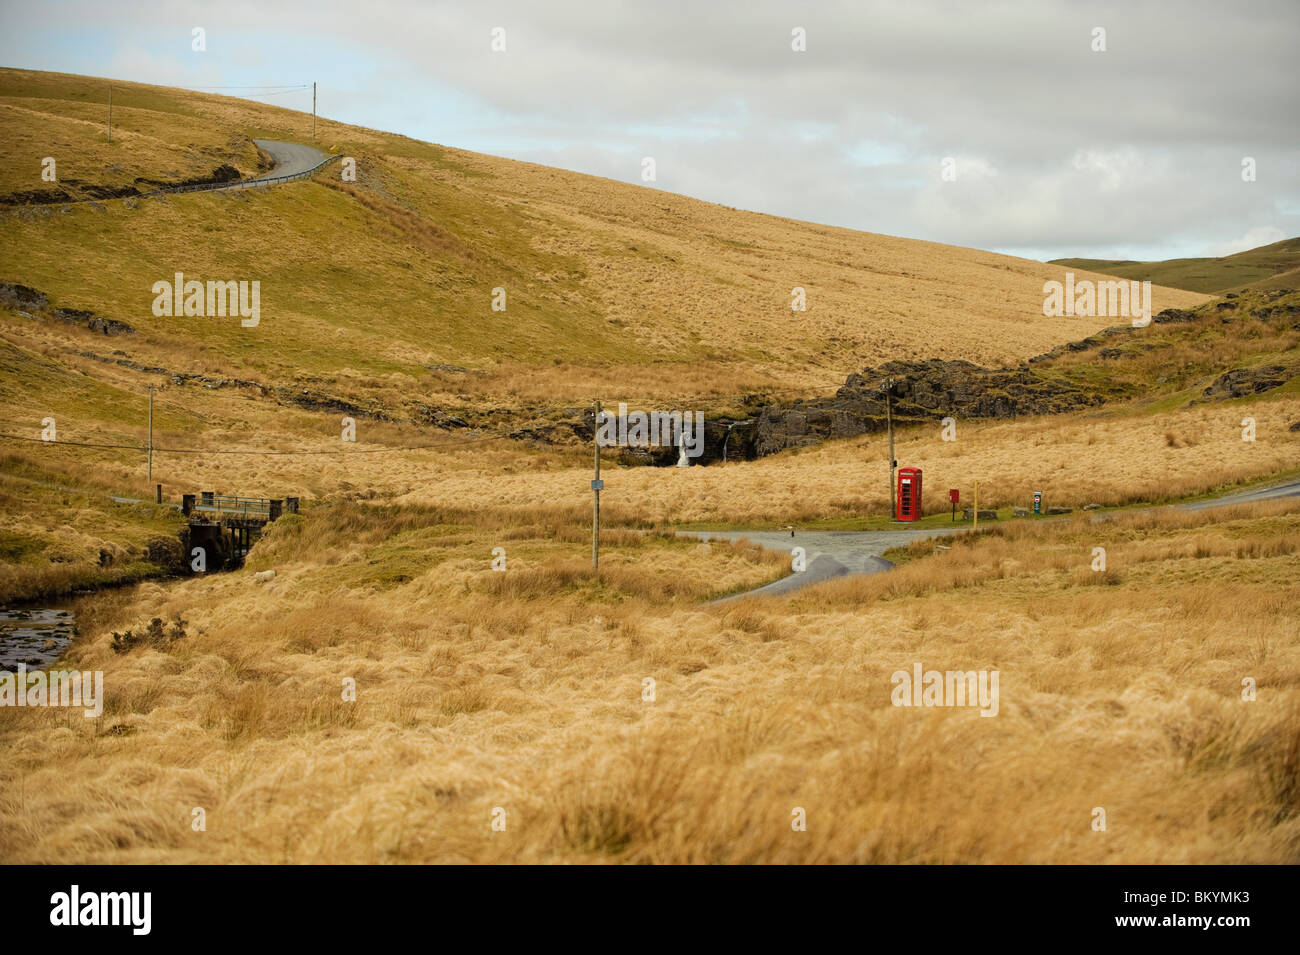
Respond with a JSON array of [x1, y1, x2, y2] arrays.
[[592, 400, 602, 570], [312, 82, 316, 140], [107, 86, 112, 143], [147, 384, 153, 481], [973, 480, 979, 532], [886, 378, 896, 519]]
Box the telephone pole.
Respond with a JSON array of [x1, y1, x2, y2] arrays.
[[312, 82, 316, 140], [107, 86, 112, 143], [592, 400, 603, 570], [147, 384, 153, 481], [884, 377, 896, 519]]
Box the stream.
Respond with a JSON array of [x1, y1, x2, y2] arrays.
[[0, 604, 77, 671]]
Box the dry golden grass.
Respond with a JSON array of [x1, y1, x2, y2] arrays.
[[1, 67, 1296, 866], [2, 498, 1296, 863]]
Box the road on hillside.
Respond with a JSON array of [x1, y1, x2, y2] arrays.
[[690, 478, 1300, 601], [249, 140, 331, 181]]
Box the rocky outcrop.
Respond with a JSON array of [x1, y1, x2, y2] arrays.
[[1200, 364, 1295, 400], [1, 281, 134, 335], [1, 164, 248, 206], [751, 358, 1102, 456]]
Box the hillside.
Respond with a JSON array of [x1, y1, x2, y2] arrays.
[[1, 67, 1206, 417], [1051, 237, 1300, 296]]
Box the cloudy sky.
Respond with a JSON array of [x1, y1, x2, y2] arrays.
[[3, 0, 1297, 261]]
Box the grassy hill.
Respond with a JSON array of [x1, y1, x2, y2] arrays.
[[1, 67, 1206, 412], [1051, 237, 1300, 296]]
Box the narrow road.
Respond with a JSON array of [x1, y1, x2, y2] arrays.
[[680, 527, 962, 603], [249, 140, 332, 181], [690, 477, 1300, 601], [1180, 479, 1300, 511]]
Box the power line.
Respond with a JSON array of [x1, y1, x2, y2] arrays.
[[182, 84, 310, 91]]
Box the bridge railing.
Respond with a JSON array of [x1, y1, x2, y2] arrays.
[[182, 494, 299, 521]]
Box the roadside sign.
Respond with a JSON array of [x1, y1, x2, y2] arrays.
[[1033, 490, 1042, 515]]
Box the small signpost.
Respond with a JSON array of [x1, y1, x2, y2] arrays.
[[949, 488, 959, 522], [1033, 490, 1042, 515]]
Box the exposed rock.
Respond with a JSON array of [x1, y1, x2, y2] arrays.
[[1201, 364, 1294, 400], [2, 164, 246, 206], [752, 358, 1101, 456], [0, 282, 134, 334], [1046, 506, 1073, 515], [1013, 507, 1030, 517], [1082, 503, 1102, 510], [0, 281, 48, 310], [962, 508, 998, 521], [415, 405, 470, 429]]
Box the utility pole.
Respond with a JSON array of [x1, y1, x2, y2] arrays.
[[592, 400, 603, 570], [147, 384, 153, 481], [884, 377, 896, 519], [312, 82, 316, 140], [107, 86, 112, 143]]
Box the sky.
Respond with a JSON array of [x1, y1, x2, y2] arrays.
[[2, 0, 1297, 262]]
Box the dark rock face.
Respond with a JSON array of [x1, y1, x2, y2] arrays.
[[0, 282, 48, 310], [1201, 364, 1294, 400], [2, 164, 251, 206], [750, 358, 1101, 456], [415, 405, 470, 430], [0, 281, 134, 335]]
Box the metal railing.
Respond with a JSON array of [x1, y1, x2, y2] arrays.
[[148, 153, 342, 198], [193, 495, 276, 517], [7, 153, 341, 208]]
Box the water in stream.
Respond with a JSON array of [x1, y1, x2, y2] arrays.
[[0, 605, 77, 671]]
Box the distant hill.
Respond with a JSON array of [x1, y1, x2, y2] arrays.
[[1050, 237, 1300, 296]]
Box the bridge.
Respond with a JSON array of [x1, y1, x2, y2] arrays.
[[182, 492, 299, 568]]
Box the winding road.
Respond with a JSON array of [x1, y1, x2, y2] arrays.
[[690, 478, 1300, 601], [249, 140, 332, 181]]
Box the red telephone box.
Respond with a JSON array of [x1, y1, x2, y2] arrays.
[[896, 467, 922, 521]]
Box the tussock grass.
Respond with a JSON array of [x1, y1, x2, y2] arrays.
[[2, 499, 1297, 863]]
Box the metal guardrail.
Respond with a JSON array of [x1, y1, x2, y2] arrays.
[[8, 152, 341, 208], [147, 153, 342, 198]]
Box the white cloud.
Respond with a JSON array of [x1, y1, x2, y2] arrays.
[[1203, 226, 1286, 258]]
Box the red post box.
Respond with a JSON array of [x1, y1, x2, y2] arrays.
[[896, 467, 922, 521]]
